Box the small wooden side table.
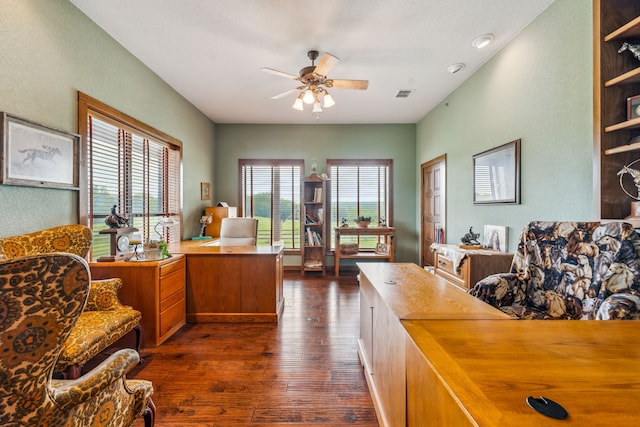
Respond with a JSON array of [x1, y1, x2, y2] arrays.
[[334, 226, 395, 276]]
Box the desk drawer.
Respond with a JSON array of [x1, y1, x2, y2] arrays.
[[160, 297, 185, 336], [436, 255, 460, 278], [160, 269, 184, 300], [160, 256, 185, 277], [161, 288, 184, 312]]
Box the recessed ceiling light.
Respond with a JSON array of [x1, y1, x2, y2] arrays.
[[447, 63, 465, 74], [472, 34, 494, 49]]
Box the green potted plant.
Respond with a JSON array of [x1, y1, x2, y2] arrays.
[[355, 216, 372, 228]]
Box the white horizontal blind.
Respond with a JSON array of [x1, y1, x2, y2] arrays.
[[328, 160, 391, 250], [240, 160, 302, 249], [88, 114, 181, 260]]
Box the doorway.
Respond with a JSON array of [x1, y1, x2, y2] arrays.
[[421, 155, 446, 267]]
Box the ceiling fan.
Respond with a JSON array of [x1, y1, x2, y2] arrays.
[[261, 50, 369, 113]]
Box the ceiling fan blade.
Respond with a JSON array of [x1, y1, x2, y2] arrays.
[[261, 67, 299, 79], [327, 79, 369, 90], [313, 53, 339, 77], [270, 88, 300, 100]]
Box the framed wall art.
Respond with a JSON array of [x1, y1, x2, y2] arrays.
[[201, 182, 211, 200], [0, 112, 80, 190], [473, 139, 521, 204]]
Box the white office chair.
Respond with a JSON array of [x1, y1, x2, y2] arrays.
[[219, 218, 258, 246]]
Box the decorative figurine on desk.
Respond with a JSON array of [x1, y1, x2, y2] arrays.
[[341, 217, 349, 227], [199, 214, 212, 236], [105, 205, 129, 228], [379, 217, 387, 227], [460, 227, 481, 246]]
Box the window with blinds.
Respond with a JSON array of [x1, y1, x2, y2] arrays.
[[239, 160, 303, 250], [327, 159, 392, 251], [79, 94, 182, 260]]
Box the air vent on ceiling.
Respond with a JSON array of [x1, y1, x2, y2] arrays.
[[395, 89, 414, 98]]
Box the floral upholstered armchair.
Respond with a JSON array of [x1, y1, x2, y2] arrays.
[[0, 224, 142, 378], [0, 253, 154, 427], [470, 221, 640, 320]]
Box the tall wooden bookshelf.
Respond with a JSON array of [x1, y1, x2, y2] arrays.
[[301, 174, 326, 276], [594, 0, 640, 221]]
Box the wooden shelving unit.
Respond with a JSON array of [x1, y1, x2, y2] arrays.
[[334, 226, 395, 277], [594, 0, 640, 220], [301, 174, 326, 276]]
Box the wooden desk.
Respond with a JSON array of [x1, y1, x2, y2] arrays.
[[357, 263, 508, 427], [334, 226, 395, 276], [403, 320, 640, 426], [90, 254, 186, 347], [168, 240, 284, 323]]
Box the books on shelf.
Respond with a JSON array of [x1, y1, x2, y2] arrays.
[[313, 187, 323, 202], [305, 227, 323, 246]]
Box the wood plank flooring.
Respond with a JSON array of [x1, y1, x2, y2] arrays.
[[131, 273, 379, 427]]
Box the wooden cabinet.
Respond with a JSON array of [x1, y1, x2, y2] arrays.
[[357, 263, 508, 427], [594, 0, 640, 220], [334, 226, 395, 276], [431, 244, 513, 290], [404, 319, 640, 426], [301, 175, 326, 275], [90, 254, 186, 347], [204, 206, 237, 238]]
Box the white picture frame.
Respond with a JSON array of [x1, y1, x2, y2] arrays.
[[0, 112, 79, 190], [484, 224, 507, 252]]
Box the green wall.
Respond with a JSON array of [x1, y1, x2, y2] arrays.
[[215, 124, 417, 264], [1, 0, 595, 265], [0, 0, 215, 238], [416, 0, 593, 254]]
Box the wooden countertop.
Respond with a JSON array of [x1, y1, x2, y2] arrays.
[[167, 240, 283, 255], [403, 319, 640, 426], [357, 263, 509, 320]]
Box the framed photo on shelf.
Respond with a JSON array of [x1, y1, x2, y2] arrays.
[[0, 112, 80, 190], [200, 182, 211, 200], [483, 225, 508, 252], [628, 95, 640, 120], [375, 242, 389, 255], [473, 139, 520, 205]]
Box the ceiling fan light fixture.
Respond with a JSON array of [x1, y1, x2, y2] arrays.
[[323, 92, 335, 108], [292, 97, 304, 111], [303, 89, 315, 104], [472, 34, 494, 49], [313, 101, 323, 113]]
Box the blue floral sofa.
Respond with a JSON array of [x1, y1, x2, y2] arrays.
[[470, 221, 640, 320]]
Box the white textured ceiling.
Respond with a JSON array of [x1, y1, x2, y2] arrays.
[[69, 0, 555, 124]]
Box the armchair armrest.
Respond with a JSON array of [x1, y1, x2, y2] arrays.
[[469, 273, 525, 309], [85, 278, 130, 311], [51, 349, 139, 410]]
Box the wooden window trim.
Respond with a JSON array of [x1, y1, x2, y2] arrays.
[[77, 92, 183, 226]]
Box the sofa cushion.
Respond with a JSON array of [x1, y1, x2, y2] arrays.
[[0, 224, 92, 258], [56, 309, 141, 372], [85, 278, 128, 311]]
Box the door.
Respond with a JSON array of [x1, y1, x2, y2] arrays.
[[421, 155, 446, 267]]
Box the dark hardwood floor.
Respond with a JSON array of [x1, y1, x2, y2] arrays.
[[131, 272, 378, 427]]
